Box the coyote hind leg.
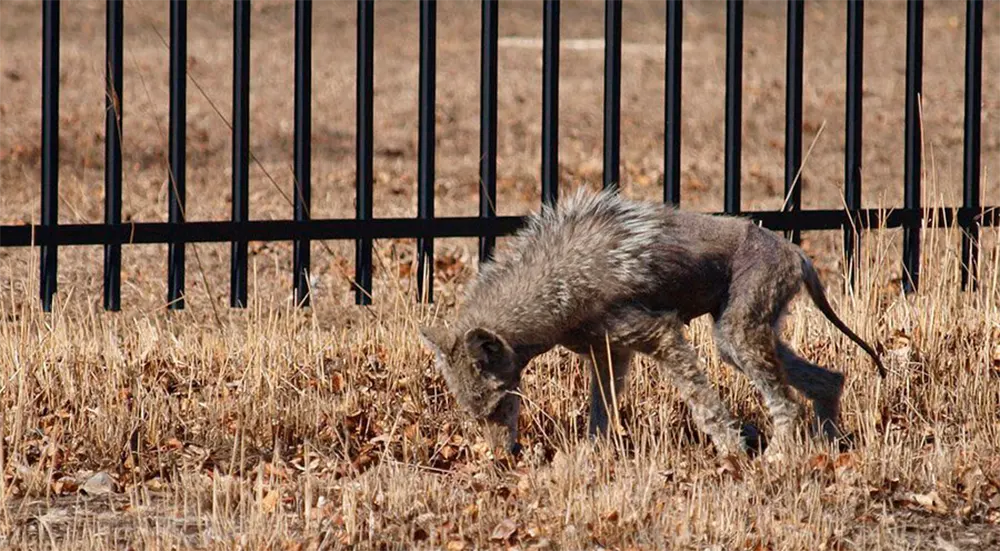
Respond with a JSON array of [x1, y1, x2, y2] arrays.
[[714, 231, 806, 453], [714, 322, 803, 452]]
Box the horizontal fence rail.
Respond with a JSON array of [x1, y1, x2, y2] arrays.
[[5, 208, 996, 247], [1, 0, 992, 311]]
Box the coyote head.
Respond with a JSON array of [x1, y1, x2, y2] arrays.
[[418, 325, 521, 448]]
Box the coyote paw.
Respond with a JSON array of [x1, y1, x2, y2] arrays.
[[834, 431, 857, 452], [508, 442, 523, 456], [740, 423, 767, 458]]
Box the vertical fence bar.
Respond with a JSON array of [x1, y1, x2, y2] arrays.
[[664, 0, 682, 206], [40, 0, 59, 312], [168, 0, 187, 310], [417, 0, 436, 302], [541, 0, 559, 207], [844, 0, 864, 286], [961, 0, 983, 291], [293, 0, 312, 307], [103, 0, 123, 311], [355, 0, 374, 304], [902, 0, 923, 293], [231, 0, 250, 308], [603, 0, 622, 191], [724, 0, 743, 215], [784, 0, 804, 244], [479, 0, 498, 263]]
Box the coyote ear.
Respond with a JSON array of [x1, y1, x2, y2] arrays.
[[463, 327, 511, 367], [418, 325, 454, 356]]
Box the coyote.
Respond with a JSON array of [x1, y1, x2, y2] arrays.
[[419, 189, 884, 456]]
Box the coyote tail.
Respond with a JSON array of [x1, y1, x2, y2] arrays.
[[797, 251, 886, 378]]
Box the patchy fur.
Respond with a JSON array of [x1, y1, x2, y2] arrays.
[[419, 189, 884, 456]]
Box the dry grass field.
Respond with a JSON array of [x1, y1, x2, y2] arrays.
[[2, 0, 1000, 549]]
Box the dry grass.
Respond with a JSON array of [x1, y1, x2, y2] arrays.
[[2, 0, 1000, 549], [2, 209, 1000, 550]]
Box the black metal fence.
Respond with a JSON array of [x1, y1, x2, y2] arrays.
[[0, 0, 993, 312]]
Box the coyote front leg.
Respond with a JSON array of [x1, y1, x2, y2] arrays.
[[583, 345, 633, 438]]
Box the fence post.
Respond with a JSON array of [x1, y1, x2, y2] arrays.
[[479, 0, 498, 264], [603, 0, 622, 191], [40, 0, 60, 312], [961, 0, 983, 291], [294, 0, 312, 307], [355, 0, 374, 304], [231, 0, 251, 308], [724, 0, 743, 215], [417, 0, 436, 302], [664, 0, 682, 206], [844, 0, 864, 287], [168, 0, 187, 310], [783, 0, 804, 244], [902, 0, 923, 293], [103, 0, 123, 312], [541, 0, 560, 207]]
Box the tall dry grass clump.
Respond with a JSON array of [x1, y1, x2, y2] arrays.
[[1, 204, 999, 550]]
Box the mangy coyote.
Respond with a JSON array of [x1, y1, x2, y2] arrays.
[[419, 189, 885, 456]]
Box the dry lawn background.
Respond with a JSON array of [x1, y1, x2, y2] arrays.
[[2, 0, 1000, 549]]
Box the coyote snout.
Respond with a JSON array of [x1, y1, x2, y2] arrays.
[[419, 189, 884, 457]]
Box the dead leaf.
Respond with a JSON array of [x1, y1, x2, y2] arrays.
[[905, 490, 947, 514], [809, 454, 833, 474], [261, 489, 281, 513], [80, 472, 116, 495], [330, 372, 346, 393], [490, 518, 518, 542], [440, 445, 459, 460], [145, 477, 168, 492], [446, 539, 466, 551], [834, 453, 857, 472], [51, 477, 78, 495]]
